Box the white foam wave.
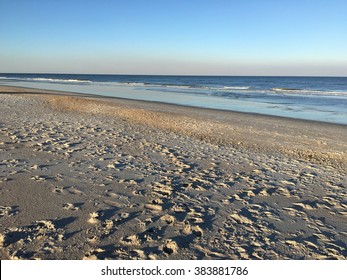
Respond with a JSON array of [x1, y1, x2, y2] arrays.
[[222, 86, 251, 90], [29, 78, 91, 83], [271, 88, 347, 96], [272, 87, 302, 92], [0, 76, 92, 83]]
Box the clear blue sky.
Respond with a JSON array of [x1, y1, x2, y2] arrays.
[[1, 0, 346, 76]]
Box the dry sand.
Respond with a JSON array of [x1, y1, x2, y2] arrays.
[[0, 85, 346, 260]]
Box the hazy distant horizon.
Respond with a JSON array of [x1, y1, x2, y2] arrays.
[[1, 72, 347, 78]]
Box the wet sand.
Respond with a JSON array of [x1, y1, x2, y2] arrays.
[[0, 85, 346, 260]]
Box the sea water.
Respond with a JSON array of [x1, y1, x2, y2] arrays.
[[0, 74, 346, 125]]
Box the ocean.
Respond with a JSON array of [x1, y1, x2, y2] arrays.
[[1, 74, 346, 125]]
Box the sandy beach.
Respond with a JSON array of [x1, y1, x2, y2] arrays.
[[0, 85, 346, 260]]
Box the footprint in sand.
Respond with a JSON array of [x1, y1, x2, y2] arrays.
[[87, 235, 99, 243], [130, 249, 146, 259], [52, 186, 64, 194], [63, 203, 80, 211], [144, 204, 163, 212], [160, 214, 175, 225], [83, 248, 106, 260], [0, 205, 19, 217], [30, 175, 46, 181], [120, 212, 130, 219], [102, 219, 114, 230], [192, 225, 204, 237], [151, 183, 173, 198], [229, 212, 253, 225], [0, 177, 13, 183], [187, 207, 205, 224], [88, 212, 100, 224], [2, 219, 65, 258], [67, 187, 84, 195], [121, 234, 141, 246], [283, 207, 306, 217], [162, 240, 178, 255]]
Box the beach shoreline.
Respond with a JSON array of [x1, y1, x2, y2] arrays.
[[1, 85, 346, 167], [2, 84, 347, 126], [0, 85, 346, 260]]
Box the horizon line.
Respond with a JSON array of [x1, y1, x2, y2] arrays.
[[1, 72, 347, 78]]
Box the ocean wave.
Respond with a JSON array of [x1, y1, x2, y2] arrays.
[[113, 83, 251, 91], [221, 86, 251, 90], [168, 85, 251, 91], [272, 87, 303, 91], [114, 83, 209, 90], [164, 84, 208, 90], [271, 88, 347, 96], [0, 76, 92, 84], [2, 75, 346, 97], [29, 78, 92, 83], [113, 82, 146, 87]]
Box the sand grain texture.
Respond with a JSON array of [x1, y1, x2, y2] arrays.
[[0, 86, 346, 260]]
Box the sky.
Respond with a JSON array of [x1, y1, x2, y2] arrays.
[[0, 0, 347, 76]]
